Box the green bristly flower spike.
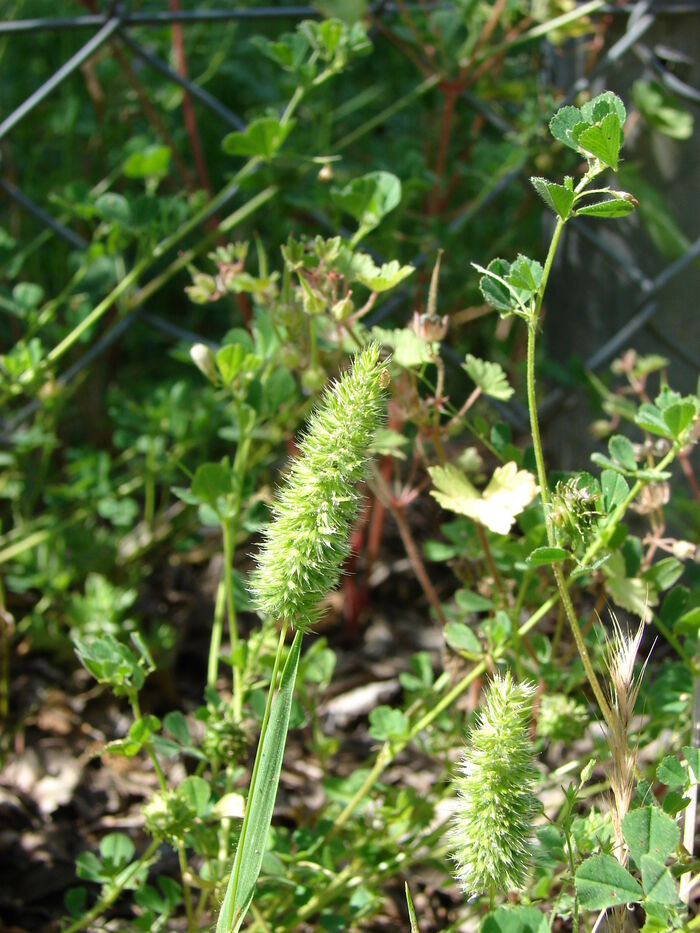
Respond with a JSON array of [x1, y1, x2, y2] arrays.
[[250, 343, 387, 631], [449, 672, 538, 899]]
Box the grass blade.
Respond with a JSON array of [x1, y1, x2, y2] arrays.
[[216, 629, 303, 933]]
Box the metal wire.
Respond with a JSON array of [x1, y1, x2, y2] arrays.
[[0, 14, 123, 140], [118, 30, 246, 130], [0, 0, 697, 442]]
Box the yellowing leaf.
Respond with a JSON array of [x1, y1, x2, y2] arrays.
[[429, 462, 537, 535]]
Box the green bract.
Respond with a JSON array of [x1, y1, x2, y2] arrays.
[[249, 343, 386, 630], [449, 672, 537, 896]]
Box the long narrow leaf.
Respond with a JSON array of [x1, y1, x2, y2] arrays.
[[216, 630, 303, 933]]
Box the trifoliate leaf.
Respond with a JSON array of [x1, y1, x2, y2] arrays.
[[622, 805, 680, 864], [368, 705, 408, 740], [530, 176, 575, 219], [549, 105, 583, 151], [476, 258, 520, 314], [429, 462, 537, 535], [463, 354, 514, 400], [331, 171, 401, 231], [656, 756, 687, 789], [445, 622, 482, 656], [507, 254, 543, 294], [482, 907, 548, 932], [576, 854, 642, 909], [222, 117, 295, 162], [353, 256, 414, 291], [640, 855, 681, 905], [573, 116, 621, 165]]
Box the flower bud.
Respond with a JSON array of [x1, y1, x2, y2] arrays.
[[190, 343, 219, 385]]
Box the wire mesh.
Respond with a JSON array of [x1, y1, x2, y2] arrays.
[[0, 0, 698, 441]]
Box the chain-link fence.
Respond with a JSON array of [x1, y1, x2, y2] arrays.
[[1, 0, 698, 446]]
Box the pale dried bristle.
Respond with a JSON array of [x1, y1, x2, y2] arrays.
[[600, 612, 651, 868]]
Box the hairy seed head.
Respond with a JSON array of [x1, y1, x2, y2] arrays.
[[250, 343, 386, 631], [448, 672, 538, 897]]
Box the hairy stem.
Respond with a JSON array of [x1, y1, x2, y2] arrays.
[[525, 219, 615, 732]]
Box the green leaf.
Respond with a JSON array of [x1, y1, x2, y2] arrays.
[[530, 176, 574, 219], [252, 32, 311, 74], [454, 589, 493, 612], [445, 622, 482, 655], [662, 790, 689, 815], [12, 282, 44, 312], [122, 715, 160, 756], [65, 887, 87, 918], [481, 907, 548, 933], [581, 91, 626, 127], [179, 776, 211, 818], [549, 105, 584, 151], [622, 805, 680, 865], [163, 710, 190, 745], [640, 855, 681, 905], [477, 258, 517, 313], [642, 557, 684, 592], [353, 257, 414, 292], [662, 401, 696, 439], [463, 354, 514, 400], [222, 117, 295, 162], [405, 882, 419, 933], [635, 403, 671, 437], [368, 705, 408, 740], [94, 192, 131, 227], [191, 461, 231, 511], [573, 112, 622, 169], [371, 326, 433, 368], [633, 80, 694, 140], [575, 853, 642, 909], [331, 171, 401, 231], [575, 196, 636, 219], [100, 832, 135, 870], [526, 546, 570, 566], [122, 145, 171, 179], [656, 757, 687, 789], [675, 607, 700, 635], [608, 435, 637, 472], [216, 629, 303, 933], [76, 851, 106, 883], [601, 469, 629, 511], [507, 254, 543, 294]]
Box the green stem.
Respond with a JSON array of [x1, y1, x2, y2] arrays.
[[208, 577, 227, 689], [62, 840, 160, 933], [525, 221, 615, 733], [177, 842, 197, 933], [222, 518, 242, 719]]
